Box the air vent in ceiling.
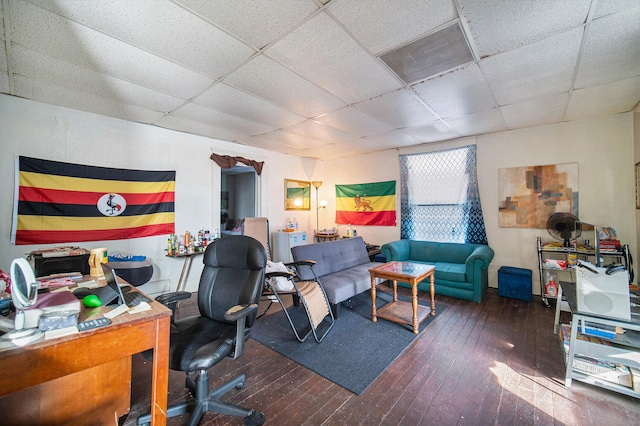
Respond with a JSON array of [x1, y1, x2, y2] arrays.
[[379, 21, 474, 85]]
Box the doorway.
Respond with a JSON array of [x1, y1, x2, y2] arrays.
[[220, 166, 256, 235]]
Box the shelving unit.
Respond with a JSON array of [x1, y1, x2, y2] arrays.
[[536, 237, 630, 307], [555, 282, 640, 398]]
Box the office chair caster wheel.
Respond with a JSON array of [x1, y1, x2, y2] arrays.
[[244, 410, 265, 426], [236, 380, 245, 390]]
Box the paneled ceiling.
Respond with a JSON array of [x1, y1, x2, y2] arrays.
[[1, 0, 639, 160]]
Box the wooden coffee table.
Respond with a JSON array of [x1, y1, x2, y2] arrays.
[[369, 261, 436, 334]]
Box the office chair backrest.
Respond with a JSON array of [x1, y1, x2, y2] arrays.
[[197, 235, 267, 325]]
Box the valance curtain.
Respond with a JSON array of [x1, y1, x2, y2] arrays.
[[399, 145, 488, 244], [210, 153, 264, 175]]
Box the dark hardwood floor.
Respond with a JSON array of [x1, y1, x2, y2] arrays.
[[122, 288, 640, 425]]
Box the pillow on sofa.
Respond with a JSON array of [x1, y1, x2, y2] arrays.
[[266, 260, 294, 291]]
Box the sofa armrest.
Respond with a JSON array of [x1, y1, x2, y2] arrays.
[[381, 240, 410, 261], [465, 245, 495, 281]]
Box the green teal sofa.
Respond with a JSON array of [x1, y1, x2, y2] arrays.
[[380, 240, 494, 302]]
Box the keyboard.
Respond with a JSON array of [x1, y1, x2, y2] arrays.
[[123, 291, 152, 307]]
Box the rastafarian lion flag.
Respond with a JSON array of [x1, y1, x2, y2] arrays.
[[335, 180, 396, 226], [11, 156, 175, 245]]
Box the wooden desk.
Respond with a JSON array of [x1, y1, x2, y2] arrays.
[[0, 284, 171, 425], [369, 261, 436, 334]]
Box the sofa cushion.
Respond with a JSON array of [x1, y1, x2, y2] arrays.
[[320, 263, 377, 305], [291, 236, 370, 280], [433, 262, 466, 282]]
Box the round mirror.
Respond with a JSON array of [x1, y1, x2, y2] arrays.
[[10, 258, 37, 310]]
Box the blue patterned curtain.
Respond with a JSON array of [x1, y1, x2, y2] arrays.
[[399, 145, 488, 244]]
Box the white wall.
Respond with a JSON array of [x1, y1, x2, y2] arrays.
[[0, 95, 318, 295], [324, 113, 636, 295], [1, 95, 636, 298]]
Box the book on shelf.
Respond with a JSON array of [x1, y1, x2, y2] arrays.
[[630, 367, 640, 392], [559, 323, 613, 349], [572, 355, 633, 388], [582, 321, 618, 340]]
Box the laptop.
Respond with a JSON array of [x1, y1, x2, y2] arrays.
[[95, 263, 151, 307]]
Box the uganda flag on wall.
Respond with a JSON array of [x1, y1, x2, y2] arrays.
[[11, 156, 175, 245], [335, 180, 396, 226]]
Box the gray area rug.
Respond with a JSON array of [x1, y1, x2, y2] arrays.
[[251, 290, 446, 395]]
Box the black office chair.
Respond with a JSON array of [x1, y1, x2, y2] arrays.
[[137, 235, 267, 426]]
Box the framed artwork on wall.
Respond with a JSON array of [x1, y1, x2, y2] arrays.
[[284, 179, 310, 210], [498, 163, 579, 228]]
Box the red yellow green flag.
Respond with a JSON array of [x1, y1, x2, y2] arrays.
[[11, 156, 175, 245], [335, 181, 396, 226]]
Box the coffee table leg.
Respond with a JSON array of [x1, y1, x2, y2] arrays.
[[370, 273, 377, 322], [392, 279, 398, 302], [429, 272, 436, 316], [411, 279, 419, 334]]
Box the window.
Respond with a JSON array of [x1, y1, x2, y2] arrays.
[[399, 145, 488, 244]]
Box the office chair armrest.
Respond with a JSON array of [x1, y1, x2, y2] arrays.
[[225, 304, 258, 360], [155, 291, 192, 322], [224, 303, 258, 322], [155, 291, 192, 306]]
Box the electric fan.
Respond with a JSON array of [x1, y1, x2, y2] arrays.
[[546, 213, 582, 247]]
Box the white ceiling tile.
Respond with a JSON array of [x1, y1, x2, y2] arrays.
[[11, 46, 187, 112], [156, 113, 247, 142], [0, 72, 9, 93], [224, 55, 345, 118], [166, 102, 275, 138], [27, 0, 254, 79], [592, 0, 640, 19], [355, 89, 439, 128], [459, 0, 591, 57], [175, 0, 318, 49], [501, 93, 569, 129], [267, 12, 401, 103], [195, 83, 305, 128], [315, 106, 394, 137], [575, 8, 640, 88], [481, 28, 582, 105], [13, 75, 166, 124], [0, 38, 6, 71], [10, 1, 213, 99], [248, 130, 328, 150], [565, 76, 640, 121], [281, 120, 355, 144], [235, 135, 304, 155], [413, 64, 496, 118], [404, 120, 459, 142], [308, 138, 387, 159], [364, 128, 421, 149], [444, 108, 507, 136], [330, 0, 457, 55]]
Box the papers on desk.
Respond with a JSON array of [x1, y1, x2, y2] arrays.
[[45, 326, 79, 340]]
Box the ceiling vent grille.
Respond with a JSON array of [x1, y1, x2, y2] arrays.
[[379, 21, 474, 84]]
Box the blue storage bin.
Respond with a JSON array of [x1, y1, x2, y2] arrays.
[[498, 266, 532, 301]]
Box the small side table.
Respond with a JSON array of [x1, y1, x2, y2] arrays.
[[369, 261, 436, 334], [314, 232, 339, 242], [167, 251, 204, 291]]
